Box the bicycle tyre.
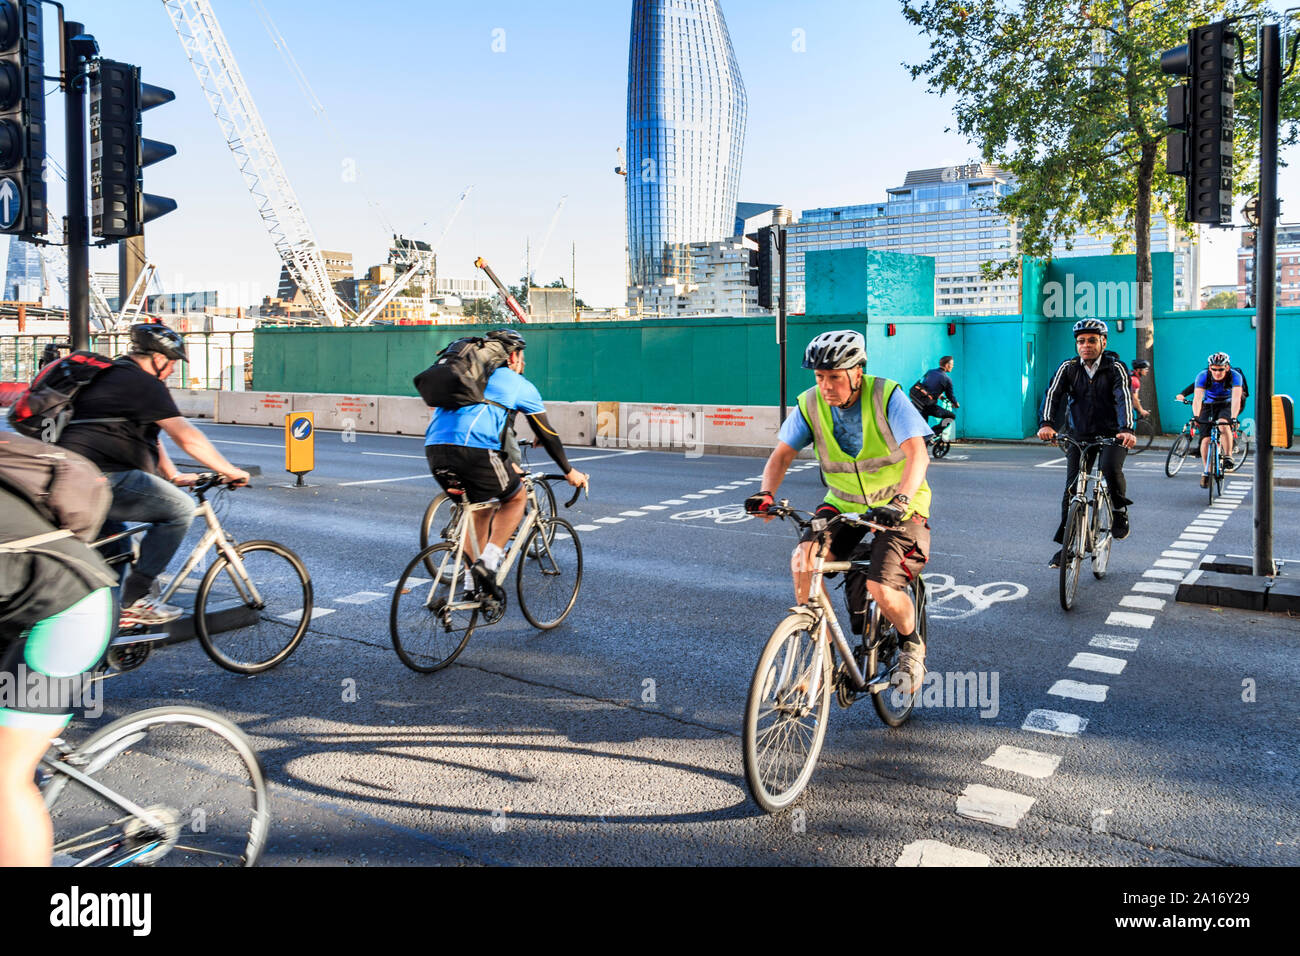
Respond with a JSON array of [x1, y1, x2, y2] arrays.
[[391, 543, 478, 672], [535, 478, 559, 545], [871, 574, 925, 727], [1059, 501, 1085, 611], [516, 517, 582, 630], [44, 706, 269, 867], [195, 541, 312, 674], [1228, 434, 1250, 472], [1091, 487, 1112, 580], [1208, 443, 1220, 504], [742, 612, 832, 813], [932, 440, 951, 459], [1129, 418, 1155, 454], [1165, 432, 1191, 477], [420, 494, 464, 576]]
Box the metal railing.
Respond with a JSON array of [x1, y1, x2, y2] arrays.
[[0, 332, 254, 391]]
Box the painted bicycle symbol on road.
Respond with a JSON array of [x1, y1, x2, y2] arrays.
[[671, 504, 754, 524], [923, 573, 1028, 620]]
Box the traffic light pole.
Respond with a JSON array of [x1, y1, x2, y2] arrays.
[[1253, 23, 1279, 576], [62, 18, 90, 350], [778, 226, 787, 424]]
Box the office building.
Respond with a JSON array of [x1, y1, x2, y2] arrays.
[[1238, 223, 1300, 308], [632, 237, 765, 317], [4, 236, 43, 303], [626, 0, 747, 298]]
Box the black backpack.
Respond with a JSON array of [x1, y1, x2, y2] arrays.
[[7, 350, 119, 442], [413, 337, 509, 410], [1234, 367, 1250, 399]]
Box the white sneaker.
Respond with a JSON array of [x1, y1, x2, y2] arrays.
[[119, 597, 183, 628]]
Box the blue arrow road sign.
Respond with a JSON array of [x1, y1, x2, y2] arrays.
[[0, 178, 20, 230], [291, 417, 312, 440]]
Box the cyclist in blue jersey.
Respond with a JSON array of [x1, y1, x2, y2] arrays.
[[423, 330, 587, 598], [1193, 351, 1243, 487]]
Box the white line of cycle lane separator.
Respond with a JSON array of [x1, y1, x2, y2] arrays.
[[983, 745, 1062, 779], [895, 840, 991, 867], [1119, 595, 1166, 611], [1131, 581, 1177, 595], [955, 784, 1037, 829], [1069, 652, 1128, 675], [1048, 679, 1109, 702], [1022, 709, 1089, 737], [1104, 610, 1155, 629], [1090, 634, 1141, 651]]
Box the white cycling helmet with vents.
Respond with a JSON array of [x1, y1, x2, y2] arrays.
[[803, 330, 867, 370]]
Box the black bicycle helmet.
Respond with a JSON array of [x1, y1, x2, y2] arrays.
[[1131, 359, 1150, 370], [1072, 318, 1108, 337], [803, 330, 866, 370], [488, 328, 526, 353], [129, 322, 187, 362]]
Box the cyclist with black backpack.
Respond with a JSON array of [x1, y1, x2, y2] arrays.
[[1186, 351, 1244, 486], [52, 324, 251, 627], [420, 329, 587, 598]]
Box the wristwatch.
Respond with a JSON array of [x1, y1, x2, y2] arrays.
[[891, 493, 911, 507]]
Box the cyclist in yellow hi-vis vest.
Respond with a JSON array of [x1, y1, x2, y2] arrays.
[[746, 330, 934, 694]]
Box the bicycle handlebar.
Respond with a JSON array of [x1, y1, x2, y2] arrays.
[[1047, 435, 1123, 453], [534, 472, 587, 508], [762, 502, 891, 536]]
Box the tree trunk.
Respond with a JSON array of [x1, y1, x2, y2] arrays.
[[1134, 141, 1161, 434]]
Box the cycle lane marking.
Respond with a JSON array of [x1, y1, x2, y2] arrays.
[[1049, 679, 1109, 702], [336, 591, 387, 605], [1069, 652, 1128, 675], [1119, 595, 1166, 611], [895, 840, 991, 867], [1131, 581, 1177, 595], [1090, 634, 1141, 651], [1104, 611, 1155, 629], [982, 746, 1062, 779], [955, 784, 1036, 829], [1022, 709, 1088, 737]]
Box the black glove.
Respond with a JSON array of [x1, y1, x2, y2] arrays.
[[744, 490, 774, 514], [814, 503, 840, 520], [865, 502, 905, 527]]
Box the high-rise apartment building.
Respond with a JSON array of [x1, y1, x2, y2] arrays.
[[1238, 223, 1300, 308], [626, 0, 747, 299], [4, 236, 44, 303]]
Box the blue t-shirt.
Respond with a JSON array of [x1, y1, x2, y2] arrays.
[[1195, 368, 1243, 404], [779, 386, 933, 456], [424, 367, 545, 450]]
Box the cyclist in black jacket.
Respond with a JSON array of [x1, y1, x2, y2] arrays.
[[1036, 318, 1137, 568]]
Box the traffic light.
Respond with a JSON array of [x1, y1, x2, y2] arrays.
[[1162, 21, 1236, 225], [90, 59, 176, 239], [0, 0, 46, 239], [746, 226, 774, 310]]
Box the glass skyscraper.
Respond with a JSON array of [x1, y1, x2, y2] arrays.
[[5, 236, 44, 303], [626, 0, 747, 294]]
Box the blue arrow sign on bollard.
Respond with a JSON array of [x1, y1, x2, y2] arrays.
[[291, 417, 312, 440], [0, 178, 21, 230]]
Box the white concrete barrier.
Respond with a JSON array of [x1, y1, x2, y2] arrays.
[[515, 401, 595, 447], [216, 391, 294, 427], [291, 393, 378, 432], [378, 396, 430, 436], [701, 405, 781, 448], [169, 388, 217, 420]]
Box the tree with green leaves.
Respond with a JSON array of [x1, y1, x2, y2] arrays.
[[900, 0, 1291, 431], [1205, 289, 1240, 308]]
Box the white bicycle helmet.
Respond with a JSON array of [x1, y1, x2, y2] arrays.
[[803, 330, 867, 370], [1072, 318, 1108, 337], [1208, 351, 1230, 366]]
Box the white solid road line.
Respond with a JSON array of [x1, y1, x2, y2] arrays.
[[211, 439, 281, 448], [1090, 634, 1141, 651], [1023, 709, 1089, 736], [956, 784, 1036, 828], [565, 451, 647, 463], [1105, 610, 1155, 629], [1049, 679, 1109, 702], [338, 474, 431, 487], [1120, 595, 1166, 611], [982, 745, 1062, 779], [1069, 652, 1128, 674], [361, 451, 425, 459], [895, 840, 991, 867]]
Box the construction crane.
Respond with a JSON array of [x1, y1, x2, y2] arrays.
[[530, 195, 567, 286], [163, 0, 354, 326], [474, 257, 528, 324]]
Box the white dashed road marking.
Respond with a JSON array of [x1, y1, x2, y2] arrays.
[[595, 516, 624, 524], [1153, 559, 1194, 570], [1069, 652, 1128, 675], [982, 746, 1062, 779], [895, 840, 991, 867], [660, 499, 687, 505], [1090, 634, 1141, 651], [384, 577, 429, 588], [620, 511, 647, 517], [681, 494, 705, 500], [1023, 709, 1088, 737], [278, 607, 336, 623], [336, 591, 387, 605], [956, 785, 1036, 828], [1144, 569, 1186, 581], [1131, 581, 1177, 595], [640, 505, 668, 511], [1162, 550, 1201, 560], [573, 524, 601, 532], [1049, 679, 1109, 702], [1106, 610, 1155, 628], [1119, 595, 1166, 611]]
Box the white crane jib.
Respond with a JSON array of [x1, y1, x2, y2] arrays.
[[162, 0, 353, 326]]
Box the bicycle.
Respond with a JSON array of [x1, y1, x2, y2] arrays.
[[1201, 416, 1239, 504], [741, 503, 928, 813], [93, 473, 313, 675], [1128, 414, 1156, 454], [42, 705, 269, 866], [1164, 415, 1198, 477], [1052, 435, 1118, 611], [419, 469, 558, 575], [391, 475, 585, 672]]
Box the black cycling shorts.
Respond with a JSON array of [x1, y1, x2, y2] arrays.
[[1197, 401, 1234, 439], [425, 444, 522, 504]]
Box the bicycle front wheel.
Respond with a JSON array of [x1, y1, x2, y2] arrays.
[[533, 479, 559, 545], [1165, 432, 1191, 477], [932, 439, 951, 459], [743, 613, 832, 813], [516, 517, 582, 629], [1059, 501, 1085, 611], [1092, 489, 1112, 579], [196, 541, 312, 674], [1208, 444, 1220, 504], [45, 706, 269, 867], [420, 494, 464, 575], [392, 544, 478, 672], [1129, 418, 1155, 454]]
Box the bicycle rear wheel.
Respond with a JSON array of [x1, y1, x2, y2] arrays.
[[932, 439, 951, 459], [1165, 432, 1191, 477], [1128, 418, 1155, 454], [391, 544, 478, 672], [420, 494, 464, 576], [1091, 488, 1112, 579], [516, 517, 582, 629], [1228, 433, 1250, 472], [871, 575, 925, 727], [195, 541, 312, 674], [45, 706, 268, 867], [742, 613, 831, 813], [1059, 501, 1085, 611]]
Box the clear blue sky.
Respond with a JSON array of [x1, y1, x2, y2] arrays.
[[57, 1, 1281, 308]]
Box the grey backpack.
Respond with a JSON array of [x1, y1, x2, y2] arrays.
[[0, 431, 111, 542]]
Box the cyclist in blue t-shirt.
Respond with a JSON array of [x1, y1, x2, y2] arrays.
[[1192, 351, 1243, 487], [423, 330, 587, 597]]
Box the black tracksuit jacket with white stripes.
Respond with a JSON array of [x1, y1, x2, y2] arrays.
[[1039, 350, 1133, 437]]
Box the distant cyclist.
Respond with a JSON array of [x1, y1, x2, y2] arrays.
[[1190, 351, 1243, 487], [1037, 319, 1136, 568], [910, 355, 959, 442], [1129, 359, 1151, 422], [746, 330, 934, 695], [56, 323, 251, 627], [423, 329, 587, 598]]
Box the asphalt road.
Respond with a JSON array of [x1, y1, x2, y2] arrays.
[[73, 422, 1300, 866]]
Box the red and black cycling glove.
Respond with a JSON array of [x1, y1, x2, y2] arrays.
[[744, 490, 774, 514]]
